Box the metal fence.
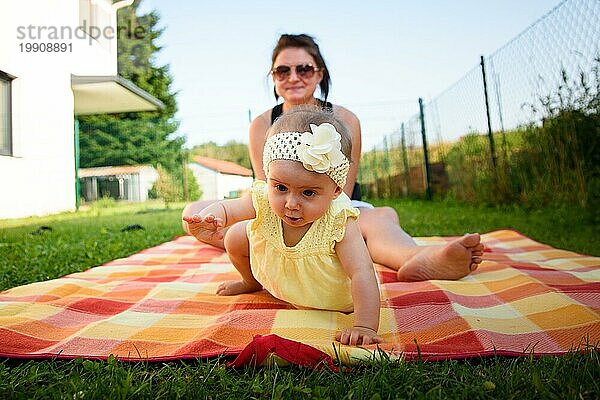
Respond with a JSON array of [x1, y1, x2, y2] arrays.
[[359, 0, 600, 206]]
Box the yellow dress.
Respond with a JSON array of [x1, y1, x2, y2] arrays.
[[247, 180, 360, 312]]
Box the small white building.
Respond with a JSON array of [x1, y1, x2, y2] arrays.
[[0, 0, 163, 219], [189, 156, 253, 200], [79, 165, 158, 202]]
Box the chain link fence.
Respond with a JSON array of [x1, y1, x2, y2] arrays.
[[360, 0, 600, 208]]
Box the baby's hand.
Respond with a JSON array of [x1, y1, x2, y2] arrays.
[[182, 214, 225, 242], [335, 326, 383, 346]]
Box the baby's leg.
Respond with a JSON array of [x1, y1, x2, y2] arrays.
[[216, 221, 262, 296]]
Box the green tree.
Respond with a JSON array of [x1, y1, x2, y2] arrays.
[[150, 164, 180, 207], [184, 165, 202, 201], [79, 0, 183, 174]]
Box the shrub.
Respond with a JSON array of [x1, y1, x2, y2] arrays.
[[152, 165, 181, 207], [514, 60, 600, 209], [444, 59, 599, 211]]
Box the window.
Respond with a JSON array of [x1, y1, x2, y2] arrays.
[[0, 71, 13, 156]]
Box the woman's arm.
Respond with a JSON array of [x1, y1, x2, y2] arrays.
[[334, 218, 382, 345], [334, 106, 362, 197], [248, 111, 271, 181]]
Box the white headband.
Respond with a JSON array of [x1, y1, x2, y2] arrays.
[[263, 123, 350, 188]]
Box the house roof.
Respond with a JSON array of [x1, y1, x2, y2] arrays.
[[191, 156, 253, 177], [78, 165, 155, 178]]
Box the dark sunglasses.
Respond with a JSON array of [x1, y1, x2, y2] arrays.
[[271, 63, 320, 81]]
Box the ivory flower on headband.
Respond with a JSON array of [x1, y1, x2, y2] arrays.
[[262, 123, 350, 188], [297, 123, 346, 173]]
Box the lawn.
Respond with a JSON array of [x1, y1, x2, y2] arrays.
[[0, 199, 598, 399]]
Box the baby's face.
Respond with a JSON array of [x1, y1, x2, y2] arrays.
[[266, 160, 341, 228]]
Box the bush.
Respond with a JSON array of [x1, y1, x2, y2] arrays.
[[445, 133, 496, 204], [88, 196, 119, 216], [510, 111, 596, 208], [181, 165, 202, 201], [152, 165, 181, 206], [91, 196, 118, 209], [444, 60, 599, 212], [510, 60, 599, 209]]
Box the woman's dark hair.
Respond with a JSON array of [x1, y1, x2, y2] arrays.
[[271, 34, 331, 103], [267, 105, 352, 162]]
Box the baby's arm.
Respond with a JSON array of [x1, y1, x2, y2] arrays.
[[182, 194, 255, 243], [335, 218, 382, 346]]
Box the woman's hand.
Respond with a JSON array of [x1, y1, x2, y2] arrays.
[[335, 326, 383, 346], [182, 214, 225, 242]]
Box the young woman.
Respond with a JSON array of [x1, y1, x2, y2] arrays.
[[182, 34, 484, 282]]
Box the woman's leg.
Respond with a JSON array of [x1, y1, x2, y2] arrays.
[[357, 207, 484, 281], [216, 221, 262, 295], [181, 200, 226, 249]]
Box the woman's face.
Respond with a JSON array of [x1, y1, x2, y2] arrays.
[[272, 47, 323, 105]]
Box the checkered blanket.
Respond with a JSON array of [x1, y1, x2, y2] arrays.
[[0, 230, 598, 365]]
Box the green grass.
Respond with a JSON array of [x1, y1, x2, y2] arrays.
[[1, 351, 598, 399], [0, 201, 186, 290], [1, 200, 598, 399]]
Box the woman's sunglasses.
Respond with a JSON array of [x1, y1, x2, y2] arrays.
[[271, 63, 320, 81]]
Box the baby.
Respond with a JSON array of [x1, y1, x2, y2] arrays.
[[183, 107, 382, 346]]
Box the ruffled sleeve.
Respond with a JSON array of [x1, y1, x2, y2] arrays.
[[250, 180, 269, 225], [330, 192, 360, 245]]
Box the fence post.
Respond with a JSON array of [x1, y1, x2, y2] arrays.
[[373, 145, 382, 198], [401, 123, 409, 196], [382, 136, 390, 198], [418, 98, 432, 200], [370, 146, 378, 197], [480, 55, 498, 177]]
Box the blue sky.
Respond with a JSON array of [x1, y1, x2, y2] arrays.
[[137, 0, 562, 149]]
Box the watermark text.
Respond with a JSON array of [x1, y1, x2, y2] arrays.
[[16, 20, 146, 45]]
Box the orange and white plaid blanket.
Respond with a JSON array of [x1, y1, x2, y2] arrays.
[[0, 230, 598, 366]]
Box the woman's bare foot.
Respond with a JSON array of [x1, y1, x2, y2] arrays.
[[396, 233, 484, 281], [216, 279, 262, 296]]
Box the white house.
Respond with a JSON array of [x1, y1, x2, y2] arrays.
[[79, 165, 158, 202], [0, 0, 163, 219], [189, 156, 253, 200]]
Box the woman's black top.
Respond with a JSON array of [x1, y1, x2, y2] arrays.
[[269, 100, 333, 124]]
